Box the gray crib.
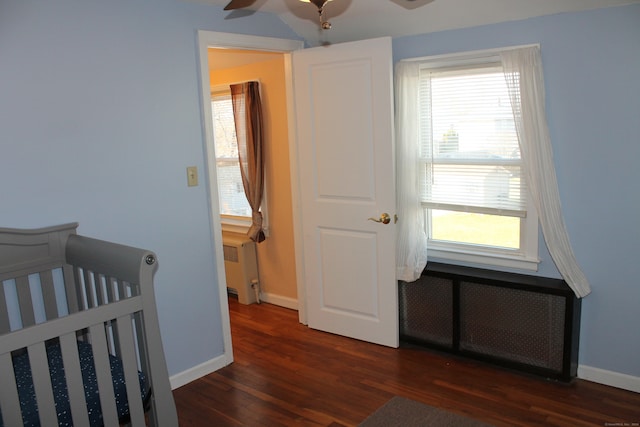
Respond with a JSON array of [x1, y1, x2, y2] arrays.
[[0, 223, 178, 426]]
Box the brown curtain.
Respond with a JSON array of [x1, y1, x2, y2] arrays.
[[230, 81, 266, 242]]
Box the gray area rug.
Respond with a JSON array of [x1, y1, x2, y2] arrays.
[[358, 396, 494, 427]]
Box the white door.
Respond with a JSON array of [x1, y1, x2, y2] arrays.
[[293, 37, 398, 347]]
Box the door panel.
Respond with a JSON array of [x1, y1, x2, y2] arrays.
[[319, 228, 378, 316], [293, 37, 397, 347], [311, 60, 376, 200]]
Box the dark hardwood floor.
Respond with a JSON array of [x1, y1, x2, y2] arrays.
[[173, 297, 640, 426]]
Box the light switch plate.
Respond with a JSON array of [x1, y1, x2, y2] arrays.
[[187, 166, 198, 187]]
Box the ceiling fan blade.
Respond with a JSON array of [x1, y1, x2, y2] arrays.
[[224, 0, 257, 11]]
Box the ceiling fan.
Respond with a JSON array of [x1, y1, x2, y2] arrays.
[[224, 0, 424, 30]]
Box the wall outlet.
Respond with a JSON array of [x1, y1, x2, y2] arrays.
[[187, 166, 198, 187]]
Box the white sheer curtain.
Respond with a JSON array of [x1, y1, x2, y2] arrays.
[[501, 46, 591, 297], [395, 61, 428, 282]]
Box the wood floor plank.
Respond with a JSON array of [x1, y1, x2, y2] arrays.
[[173, 297, 640, 426]]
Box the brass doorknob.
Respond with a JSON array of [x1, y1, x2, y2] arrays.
[[368, 213, 391, 224]]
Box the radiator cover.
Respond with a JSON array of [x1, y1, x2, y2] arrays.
[[399, 262, 581, 382], [222, 232, 259, 305]]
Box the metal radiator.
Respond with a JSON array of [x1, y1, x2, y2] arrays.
[[222, 233, 260, 304], [399, 262, 581, 381]]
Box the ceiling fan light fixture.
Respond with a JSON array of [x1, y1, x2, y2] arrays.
[[299, 0, 333, 7], [299, 0, 334, 30]]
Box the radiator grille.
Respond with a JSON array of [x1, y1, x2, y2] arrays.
[[459, 282, 566, 371], [399, 276, 453, 348], [223, 245, 239, 263], [397, 263, 580, 380]]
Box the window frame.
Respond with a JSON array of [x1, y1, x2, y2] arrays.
[[416, 53, 539, 271], [210, 85, 269, 236]]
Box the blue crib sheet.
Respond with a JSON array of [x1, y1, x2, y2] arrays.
[[0, 340, 148, 427]]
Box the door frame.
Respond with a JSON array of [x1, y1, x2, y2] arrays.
[[196, 31, 306, 365]]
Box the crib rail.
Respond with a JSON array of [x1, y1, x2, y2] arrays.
[[0, 225, 178, 427], [0, 298, 145, 426]]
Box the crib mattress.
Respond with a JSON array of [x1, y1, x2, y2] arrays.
[[0, 340, 148, 427]]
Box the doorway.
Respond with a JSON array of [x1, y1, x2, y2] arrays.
[[196, 31, 305, 365], [198, 32, 399, 367], [209, 47, 299, 309]]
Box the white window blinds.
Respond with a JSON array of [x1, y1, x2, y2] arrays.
[[419, 64, 527, 218], [211, 93, 252, 217]]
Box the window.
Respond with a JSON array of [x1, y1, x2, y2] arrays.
[[418, 60, 538, 269], [211, 86, 269, 236], [211, 91, 252, 218]]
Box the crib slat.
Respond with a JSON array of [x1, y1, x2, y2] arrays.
[[0, 282, 10, 334], [28, 342, 59, 426], [59, 333, 90, 427], [0, 352, 23, 426], [40, 269, 59, 320], [105, 278, 122, 356], [89, 324, 120, 427], [116, 315, 146, 425], [73, 266, 87, 310], [117, 279, 126, 299], [94, 272, 106, 306], [83, 269, 96, 309], [132, 311, 149, 381], [64, 264, 81, 313], [16, 275, 36, 327], [105, 276, 117, 303], [132, 310, 154, 420]]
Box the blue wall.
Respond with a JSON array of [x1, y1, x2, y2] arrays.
[[0, 0, 299, 377], [2, 0, 638, 383], [393, 4, 640, 378]]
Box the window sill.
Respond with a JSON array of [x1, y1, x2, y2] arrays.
[[428, 247, 540, 272], [220, 216, 270, 237], [221, 220, 250, 235]]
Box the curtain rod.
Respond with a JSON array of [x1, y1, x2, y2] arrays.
[[400, 43, 540, 63]]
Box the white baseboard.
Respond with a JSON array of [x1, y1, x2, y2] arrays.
[[258, 292, 298, 310], [578, 365, 640, 393], [169, 353, 233, 390]]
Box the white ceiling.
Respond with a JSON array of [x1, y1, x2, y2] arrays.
[[199, 0, 640, 46]]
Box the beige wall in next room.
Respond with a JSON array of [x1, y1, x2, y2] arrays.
[[210, 49, 298, 304]]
